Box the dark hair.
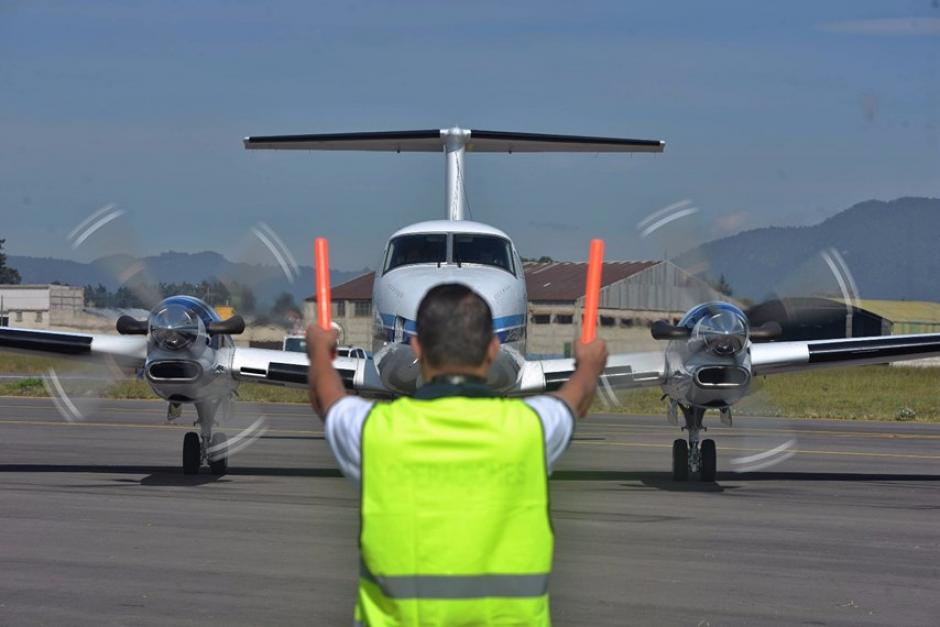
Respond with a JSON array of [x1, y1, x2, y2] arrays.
[[415, 283, 493, 369]]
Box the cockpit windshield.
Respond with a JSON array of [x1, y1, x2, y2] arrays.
[[383, 232, 517, 274], [384, 234, 447, 272], [453, 234, 514, 274]]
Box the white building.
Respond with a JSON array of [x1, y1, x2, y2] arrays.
[[0, 284, 84, 329]]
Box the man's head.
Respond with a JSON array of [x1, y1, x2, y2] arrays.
[[412, 283, 499, 379]]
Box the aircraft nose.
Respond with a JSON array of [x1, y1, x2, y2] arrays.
[[150, 304, 200, 351], [693, 309, 748, 356]]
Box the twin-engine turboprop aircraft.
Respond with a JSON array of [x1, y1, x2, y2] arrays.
[[243, 128, 940, 480], [3, 127, 940, 479]]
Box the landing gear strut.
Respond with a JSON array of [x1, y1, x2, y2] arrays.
[[181, 398, 231, 475], [671, 405, 717, 482]]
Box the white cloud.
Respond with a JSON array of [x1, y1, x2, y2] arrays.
[[819, 17, 940, 36]]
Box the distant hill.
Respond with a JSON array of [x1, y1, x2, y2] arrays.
[[7, 251, 367, 306], [678, 197, 940, 303]]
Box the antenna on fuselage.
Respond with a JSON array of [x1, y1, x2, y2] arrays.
[[243, 128, 665, 222]]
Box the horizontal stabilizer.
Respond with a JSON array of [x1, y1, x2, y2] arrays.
[[244, 129, 664, 153], [244, 130, 443, 152]]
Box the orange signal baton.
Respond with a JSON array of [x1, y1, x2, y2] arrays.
[[314, 238, 332, 331], [581, 239, 605, 343]]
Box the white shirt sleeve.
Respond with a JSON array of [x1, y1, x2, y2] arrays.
[[524, 395, 576, 474], [324, 395, 374, 484], [325, 394, 574, 483]]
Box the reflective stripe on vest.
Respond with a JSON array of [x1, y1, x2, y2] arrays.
[[357, 395, 553, 626], [360, 559, 550, 599]]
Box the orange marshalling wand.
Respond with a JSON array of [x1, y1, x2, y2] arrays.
[[314, 238, 332, 331], [581, 239, 605, 343]]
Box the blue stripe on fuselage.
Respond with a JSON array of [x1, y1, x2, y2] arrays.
[[378, 311, 525, 344]]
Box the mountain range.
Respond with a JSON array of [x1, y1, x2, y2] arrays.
[[679, 196, 940, 303], [7, 251, 367, 306], [7, 196, 940, 305]]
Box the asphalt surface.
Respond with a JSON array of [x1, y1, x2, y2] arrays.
[[1, 397, 938, 626]]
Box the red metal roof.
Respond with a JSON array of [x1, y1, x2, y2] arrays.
[[308, 272, 375, 301], [310, 262, 660, 303]]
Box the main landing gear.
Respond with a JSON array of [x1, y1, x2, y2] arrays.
[[181, 398, 230, 476], [671, 405, 717, 482]]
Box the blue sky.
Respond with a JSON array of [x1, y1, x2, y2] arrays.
[[1, 0, 938, 270]]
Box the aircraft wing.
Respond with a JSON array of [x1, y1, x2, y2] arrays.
[[0, 326, 147, 369], [751, 333, 940, 376], [230, 347, 388, 395], [516, 351, 665, 395]]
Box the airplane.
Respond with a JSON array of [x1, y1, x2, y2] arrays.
[[242, 128, 940, 481], [3, 127, 940, 480]]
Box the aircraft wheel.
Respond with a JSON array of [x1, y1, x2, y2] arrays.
[[182, 431, 201, 475], [672, 439, 689, 481], [700, 439, 717, 482], [208, 432, 228, 476]]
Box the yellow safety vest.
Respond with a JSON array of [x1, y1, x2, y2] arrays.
[[356, 392, 554, 626]]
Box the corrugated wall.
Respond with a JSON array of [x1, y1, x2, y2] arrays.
[[593, 261, 730, 313]]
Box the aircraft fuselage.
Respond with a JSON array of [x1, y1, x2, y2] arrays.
[[369, 220, 528, 395]]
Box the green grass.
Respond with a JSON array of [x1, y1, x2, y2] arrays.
[[2, 353, 938, 421], [0, 377, 310, 404], [0, 377, 48, 397], [598, 365, 940, 422], [0, 353, 88, 375]]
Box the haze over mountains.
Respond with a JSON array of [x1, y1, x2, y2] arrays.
[[8, 251, 366, 306], [8, 197, 940, 305], [678, 197, 940, 303]]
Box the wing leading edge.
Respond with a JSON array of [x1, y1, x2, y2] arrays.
[[0, 326, 146, 368], [516, 351, 665, 395], [230, 346, 387, 395], [751, 332, 940, 375]]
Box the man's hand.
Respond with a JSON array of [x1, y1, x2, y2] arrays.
[[305, 324, 344, 419], [573, 338, 608, 379], [306, 324, 338, 361], [554, 338, 608, 418]]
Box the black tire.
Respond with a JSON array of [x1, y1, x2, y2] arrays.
[[208, 432, 228, 475], [700, 438, 717, 482], [672, 439, 689, 481], [183, 432, 201, 475]]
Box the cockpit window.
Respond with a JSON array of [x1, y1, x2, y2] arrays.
[[384, 234, 447, 272], [453, 234, 515, 274]]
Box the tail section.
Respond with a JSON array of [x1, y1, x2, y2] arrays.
[[244, 127, 665, 221]]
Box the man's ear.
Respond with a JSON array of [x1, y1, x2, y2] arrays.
[[485, 335, 500, 364], [412, 336, 423, 362]]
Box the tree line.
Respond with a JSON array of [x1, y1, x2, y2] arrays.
[[0, 239, 21, 284], [83, 281, 300, 319]]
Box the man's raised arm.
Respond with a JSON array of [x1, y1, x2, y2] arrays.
[[306, 325, 346, 419], [552, 339, 609, 418]]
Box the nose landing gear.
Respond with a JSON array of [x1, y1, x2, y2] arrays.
[[671, 404, 717, 482], [181, 398, 230, 476]]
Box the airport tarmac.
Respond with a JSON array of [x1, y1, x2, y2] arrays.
[[0, 397, 938, 626]]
